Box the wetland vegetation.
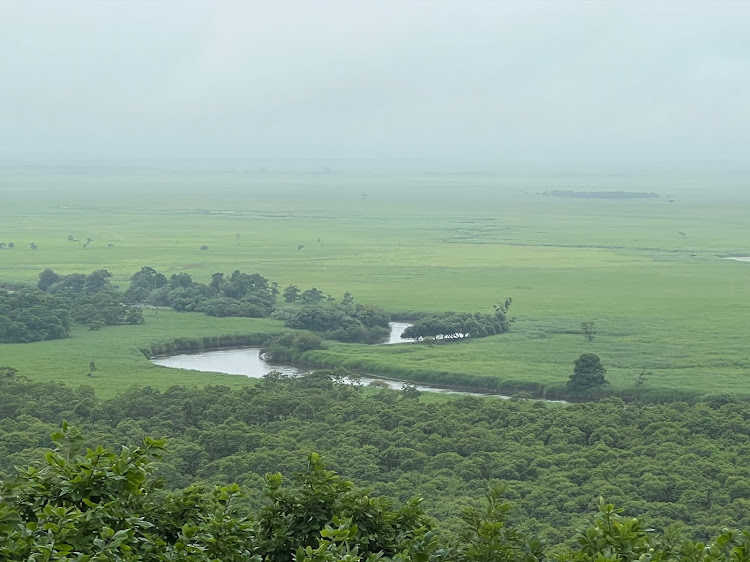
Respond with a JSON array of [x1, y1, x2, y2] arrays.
[[2, 173, 749, 403]]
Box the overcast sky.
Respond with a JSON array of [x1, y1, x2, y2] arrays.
[[1, 1, 748, 170]]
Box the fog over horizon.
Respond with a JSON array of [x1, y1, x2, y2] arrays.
[[1, 1, 749, 174]]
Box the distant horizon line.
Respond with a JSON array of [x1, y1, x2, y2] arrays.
[[0, 157, 748, 177]]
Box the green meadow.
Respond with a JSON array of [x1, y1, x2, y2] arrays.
[[1, 169, 748, 401]]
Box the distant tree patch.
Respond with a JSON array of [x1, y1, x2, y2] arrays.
[[543, 191, 660, 199]]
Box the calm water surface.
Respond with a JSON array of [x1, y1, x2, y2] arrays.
[[384, 321, 414, 344], [151, 347, 488, 395]]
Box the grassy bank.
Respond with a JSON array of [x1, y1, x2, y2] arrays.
[[0, 308, 284, 398]]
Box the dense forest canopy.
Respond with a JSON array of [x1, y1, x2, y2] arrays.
[[1, 370, 749, 549], [5, 424, 749, 561]]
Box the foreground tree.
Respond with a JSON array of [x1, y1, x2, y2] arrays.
[[0, 424, 258, 560], [0, 426, 431, 561]]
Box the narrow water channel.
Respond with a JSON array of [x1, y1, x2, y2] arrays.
[[150, 323, 565, 401], [384, 321, 414, 344]]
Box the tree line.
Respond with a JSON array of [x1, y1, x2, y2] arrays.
[[0, 269, 145, 342], [0, 290, 71, 343], [2, 266, 519, 346]]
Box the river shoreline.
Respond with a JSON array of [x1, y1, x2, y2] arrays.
[[151, 345, 569, 402], [149, 322, 569, 403]]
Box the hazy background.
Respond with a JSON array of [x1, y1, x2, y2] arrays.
[[1, 1, 748, 174]]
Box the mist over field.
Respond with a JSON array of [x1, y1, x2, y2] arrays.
[[1, 1, 749, 175]]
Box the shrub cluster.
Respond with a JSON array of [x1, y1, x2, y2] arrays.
[[124, 267, 277, 318], [402, 310, 510, 341], [275, 303, 391, 343]]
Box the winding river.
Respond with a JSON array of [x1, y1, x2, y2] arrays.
[[151, 322, 564, 401]]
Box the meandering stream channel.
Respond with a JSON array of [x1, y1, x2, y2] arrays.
[[151, 322, 565, 401]]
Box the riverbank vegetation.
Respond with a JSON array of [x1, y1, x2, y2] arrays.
[[1, 299, 749, 403], [401, 303, 512, 341], [0, 309, 285, 398], [276, 302, 391, 343]]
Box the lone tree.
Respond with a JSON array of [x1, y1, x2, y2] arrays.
[[567, 353, 608, 390], [581, 321, 597, 342]]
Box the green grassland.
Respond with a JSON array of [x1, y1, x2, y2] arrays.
[[1, 169, 748, 400], [0, 308, 284, 398]]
